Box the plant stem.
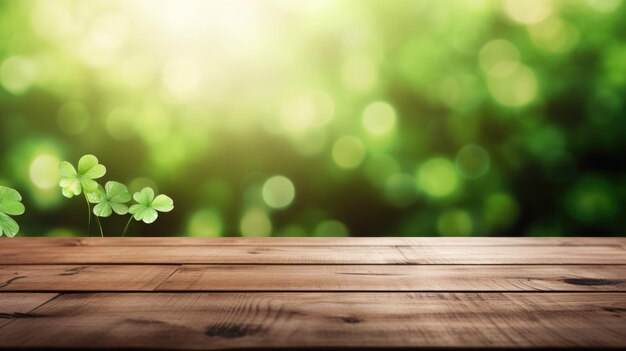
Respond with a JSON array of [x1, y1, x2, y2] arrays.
[[83, 193, 92, 237], [95, 216, 104, 237], [122, 216, 133, 237]]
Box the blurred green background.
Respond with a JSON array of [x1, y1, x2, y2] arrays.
[[1, 0, 625, 237]]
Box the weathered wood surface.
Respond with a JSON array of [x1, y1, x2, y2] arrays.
[[0, 265, 178, 291], [1, 264, 624, 292], [1, 237, 624, 247], [0, 293, 624, 349], [0, 237, 624, 349], [0, 293, 57, 328], [1, 243, 624, 264], [158, 264, 626, 292]]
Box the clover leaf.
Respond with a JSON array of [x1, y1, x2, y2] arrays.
[[0, 186, 25, 237], [59, 154, 106, 198], [89, 181, 131, 218], [128, 187, 174, 224]]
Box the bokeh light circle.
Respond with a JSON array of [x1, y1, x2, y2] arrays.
[[384, 173, 417, 207], [487, 65, 538, 107], [483, 192, 519, 231], [437, 209, 473, 236], [262, 175, 295, 209], [565, 178, 617, 223], [280, 90, 335, 133], [479, 39, 520, 77], [364, 153, 400, 186], [188, 209, 223, 237], [416, 158, 460, 198], [313, 220, 349, 237], [586, 0, 622, 13], [29, 154, 61, 190], [0, 56, 37, 95], [332, 136, 366, 169], [503, 0, 552, 25], [240, 208, 272, 236], [455, 144, 491, 179], [362, 101, 397, 136]]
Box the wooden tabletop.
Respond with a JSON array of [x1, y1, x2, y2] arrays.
[[0, 237, 625, 349]]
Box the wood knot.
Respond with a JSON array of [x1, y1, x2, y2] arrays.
[[563, 278, 622, 286], [603, 307, 626, 313], [0, 312, 43, 319], [205, 324, 260, 338], [340, 317, 361, 324]]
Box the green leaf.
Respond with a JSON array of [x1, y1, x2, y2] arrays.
[[0, 213, 19, 237], [90, 181, 131, 217], [59, 155, 106, 197], [81, 179, 100, 193], [61, 187, 76, 198], [93, 202, 113, 217], [133, 187, 154, 205], [0, 186, 24, 237], [87, 185, 106, 203], [0, 200, 25, 216], [128, 188, 174, 224], [82, 164, 106, 179], [151, 195, 174, 212], [130, 206, 158, 224], [0, 186, 22, 202], [110, 202, 129, 215], [59, 161, 77, 178], [106, 181, 132, 203], [77, 155, 98, 175]]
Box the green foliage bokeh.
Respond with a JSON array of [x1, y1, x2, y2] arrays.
[[0, 0, 625, 237]]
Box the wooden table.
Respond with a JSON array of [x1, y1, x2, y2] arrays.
[[0, 237, 625, 349]]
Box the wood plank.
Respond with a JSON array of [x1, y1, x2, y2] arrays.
[[2, 265, 623, 292], [0, 293, 57, 328], [158, 265, 626, 292], [0, 293, 624, 348], [0, 245, 624, 264], [398, 245, 626, 264], [1, 237, 624, 247], [0, 245, 405, 264], [0, 265, 179, 291]]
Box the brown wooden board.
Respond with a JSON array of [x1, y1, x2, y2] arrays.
[[0, 265, 178, 291], [1, 237, 624, 247], [157, 264, 626, 292], [0, 238, 624, 349], [0, 292, 624, 349], [0, 244, 624, 264], [0, 293, 57, 328]]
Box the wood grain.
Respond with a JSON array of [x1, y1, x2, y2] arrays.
[[157, 265, 626, 292], [0, 245, 406, 264], [1, 237, 624, 247], [0, 238, 623, 349], [1, 265, 624, 292], [0, 293, 57, 328], [0, 292, 624, 349], [0, 265, 178, 291], [0, 244, 624, 264], [398, 245, 626, 264]]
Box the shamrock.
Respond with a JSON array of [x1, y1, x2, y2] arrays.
[[129, 187, 174, 224], [0, 186, 25, 237], [59, 154, 106, 198], [88, 181, 132, 217]]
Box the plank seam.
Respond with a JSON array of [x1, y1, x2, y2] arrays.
[[152, 266, 181, 291], [0, 261, 626, 266], [0, 293, 60, 331], [2, 290, 626, 294]]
